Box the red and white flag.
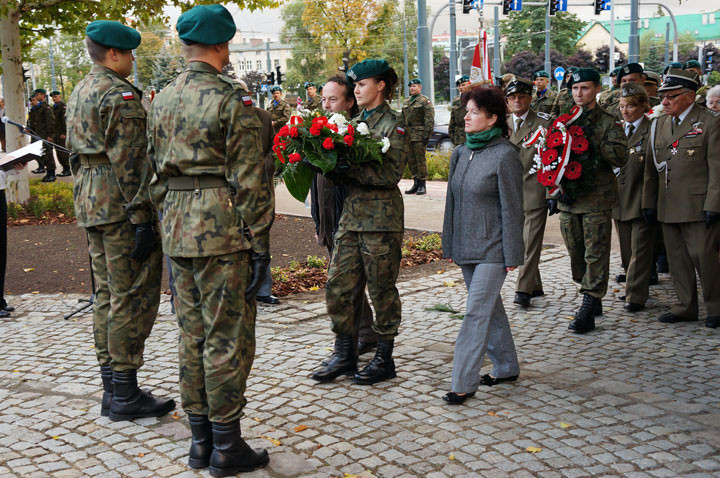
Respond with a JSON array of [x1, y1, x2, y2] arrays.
[[469, 30, 492, 85]]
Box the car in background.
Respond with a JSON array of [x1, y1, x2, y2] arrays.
[[426, 106, 454, 153]]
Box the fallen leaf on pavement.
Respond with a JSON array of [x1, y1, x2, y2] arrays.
[[172, 412, 180, 420], [23, 268, 35, 272], [443, 280, 456, 287], [559, 422, 573, 428], [294, 425, 308, 432], [260, 435, 281, 446], [488, 411, 497, 417], [448, 454, 455, 460], [526, 446, 542, 453]]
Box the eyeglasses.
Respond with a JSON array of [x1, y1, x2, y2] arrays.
[[659, 91, 689, 101]]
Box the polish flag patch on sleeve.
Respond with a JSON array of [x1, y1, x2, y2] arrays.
[[396, 127, 405, 135], [121, 91, 134, 101], [242, 96, 253, 106]]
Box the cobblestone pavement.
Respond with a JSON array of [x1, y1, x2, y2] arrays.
[[1, 247, 719, 478]]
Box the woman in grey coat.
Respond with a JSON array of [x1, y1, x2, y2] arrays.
[[441, 86, 525, 405]]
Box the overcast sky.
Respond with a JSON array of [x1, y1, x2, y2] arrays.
[[165, 1, 715, 42]]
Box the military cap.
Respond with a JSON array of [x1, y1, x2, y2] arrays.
[[505, 77, 534, 97], [617, 62, 643, 82], [33, 88, 47, 95], [533, 70, 550, 79], [684, 59, 702, 70], [86, 20, 141, 50], [620, 83, 649, 101], [658, 68, 700, 92], [567, 68, 601, 87], [408, 78, 422, 86], [177, 4, 236, 45], [50, 90, 61, 96], [567, 66, 579, 75], [455, 75, 470, 86], [610, 66, 621, 77], [304, 82, 316, 89], [346, 59, 390, 83], [663, 62, 683, 75], [270, 85, 282, 92], [644, 71, 661, 86]]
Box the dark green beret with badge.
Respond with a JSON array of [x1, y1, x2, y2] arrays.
[[455, 75, 470, 86], [346, 59, 390, 83], [684, 59, 701, 70], [610, 66, 621, 77], [304, 82, 316, 89], [177, 4, 236, 45], [33, 88, 47, 95], [658, 68, 700, 92], [270, 86, 282, 92], [505, 77, 534, 96], [567, 68, 601, 87], [533, 70, 549, 80], [50, 90, 61, 96], [86, 20, 141, 50], [567, 66, 579, 76], [617, 62, 643, 82], [408, 78, 422, 86]]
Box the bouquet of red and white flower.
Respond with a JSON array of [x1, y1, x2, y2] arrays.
[[272, 110, 387, 201], [524, 105, 597, 203]]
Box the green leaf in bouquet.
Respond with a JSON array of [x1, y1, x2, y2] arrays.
[[305, 146, 338, 174], [282, 162, 314, 202]]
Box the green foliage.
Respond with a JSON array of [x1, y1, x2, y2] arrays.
[[404, 150, 451, 180], [271, 267, 290, 283], [708, 71, 720, 87], [415, 233, 442, 252], [449, 314, 465, 320], [363, 0, 418, 80], [151, 42, 187, 93], [500, 9, 587, 57], [26, 32, 92, 97], [424, 303, 458, 313], [9, 178, 75, 219], [306, 255, 327, 269], [6, 202, 23, 220], [281, 0, 329, 89]]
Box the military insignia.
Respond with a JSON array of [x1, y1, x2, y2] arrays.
[[396, 127, 405, 135], [121, 91, 134, 101], [241, 95, 253, 106], [572, 72, 580, 82], [347, 70, 357, 81], [671, 139, 679, 155], [688, 149, 695, 156], [536, 111, 551, 120]]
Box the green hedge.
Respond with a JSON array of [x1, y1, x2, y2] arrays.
[[403, 150, 451, 181], [8, 179, 75, 219]]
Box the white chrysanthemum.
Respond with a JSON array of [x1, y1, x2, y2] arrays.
[[328, 113, 348, 128], [357, 122, 370, 136], [381, 137, 391, 153], [646, 104, 664, 120]]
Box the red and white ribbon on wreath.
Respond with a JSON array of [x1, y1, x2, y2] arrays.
[[522, 126, 546, 149], [565, 105, 583, 125], [548, 106, 583, 196]]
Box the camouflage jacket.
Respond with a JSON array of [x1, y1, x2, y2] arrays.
[[340, 101, 409, 232], [303, 95, 322, 112], [401, 94, 434, 143], [531, 88, 557, 115], [448, 95, 466, 146], [597, 86, 617, 108], [148, 61, 274, 257], [558, 104, 627, 214], [29, 101, 55, 140], [550, 88, 574, 117], [267, 98, 291, 130], [66, 64, 155, 227], [53, 101, 67, 139]]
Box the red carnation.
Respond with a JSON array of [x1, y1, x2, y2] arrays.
[[565, 161, 582, 180], [288, 153, 302, 164], [537, 170, 553, 187], [347, 124, 355, 135], [546, 132, 564, 148], [567, 125, 584, 137], [344, 135, 354, 146], [309, 124, 322, 136], [312, 116, 328, 127], [571, 137, 589, 153], [541, 148, 558, 166], [273, 133, 283, 145], [322, 137, 334, 150], [278, 125, 290, 137], [289, 127, 299, 138]]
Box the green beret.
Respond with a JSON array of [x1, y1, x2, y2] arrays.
[[567, 68, 601, 87], [533, 70, 549, 79], [566, 66, 579, 75], [455, 75, 470, 86], [408, 78, 422, 86], [346, 59, 390, 83], [620, 83, 648, 101], [505, 78, 534, 96], [33, 88, 47, 95], [28, 97, 34, 102], [684, 59, 701, 70], [177, 4, 236, 45], [617, 62, 644, 82], [658, 68, 700, 93], [610, 66, 621, 76], [304, 82, 316, 89], [50, 90, 61, 96], [86, 20, 141, 50], [270, 86, 282, 92]]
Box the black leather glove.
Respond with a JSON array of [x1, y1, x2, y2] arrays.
[[324, 157, 351, 184], [245, 252, 271, 302], [547, 199, 559, 216], [130, 222, 157, 262], [641, 208, 658, 226], [705, 211, 720, 229]]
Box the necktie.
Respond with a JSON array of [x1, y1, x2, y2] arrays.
[[672, 117, 678, 134], [626, 124, 634, 138], [515, 117, 523, 133]]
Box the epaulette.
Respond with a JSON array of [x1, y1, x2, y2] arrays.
[[536, 111, 551, 120]]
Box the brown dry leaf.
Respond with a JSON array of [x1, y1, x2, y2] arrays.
[[613, 289, 620, 293], [252, 417, 262, 422], [172, 411, 180, 420], [260, 435, 281, 446], [294, 425, 308, 433], [488, 411, 498, 417], [443, 280, 456, 287], [448, 454, 456, 460], [32, 291, 39, 294], [526, 446, 542, 453], [592, 370, 598, 374], [138, 452, 144, 457], [565, 316, 574, 320], [343, 474, 357, 478], [436, 269, 445, 274]]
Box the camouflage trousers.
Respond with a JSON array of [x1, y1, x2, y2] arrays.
[[559, 211, 612, 299], [86, 220, 162, 371], [170, 251, 256, 423], [407, 141, 428, 181], [326, 230, 403, 340]]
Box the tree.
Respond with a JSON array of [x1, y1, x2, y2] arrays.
[[593, 45, 626, 73], [241, 71, 266, 95], [135, 22, 168, 88], [500, 8, 586, 58], [363, 0, 418, 85], [565, 49, 595, 69], [150, 43, 186, 93], [505, 50, 543, 79], [281, 0, 327, 91], [433, 55, 450, 102], [27, 31, 91, 97], [644, 45, 663, 74]]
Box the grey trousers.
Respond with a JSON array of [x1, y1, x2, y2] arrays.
[[451, 263, 520, 394]]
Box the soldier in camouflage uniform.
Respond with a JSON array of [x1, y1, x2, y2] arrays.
[[644, 71, 662, 108], [402, 78, 434, 195], [550, 66, 578, 117], [302, 82, 322, 111], [148, 5, 273, 475], [448, 75, 470, 146], [555, 68, 627, 334], [267, 85, 291, 135], [312, 59, 409, 386], [50, 90, 71, 177], [531, 70, 557, 115], [66, 20, 174, 422], [597, 66, 620, 109], [29, 88, 57, 182]]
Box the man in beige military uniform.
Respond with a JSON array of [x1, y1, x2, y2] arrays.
[[531, 71, 557, 115], [642, 69, 720, 329], [505, 78, 552, 308], [302, 82, 322, 111], [402, 78, 434, 195], [267, 85, 291, 136], [448, 75, 470, 146]]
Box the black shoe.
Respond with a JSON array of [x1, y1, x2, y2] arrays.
[[656, 254, 669, 273], [31, 167, 46, 174], [256, 295, 280, 305], [624, 302, 644, 312], [442, 391, 475, 404], [0, 310, 9, 318], [354, 339, 396, 385], [479, 374, 519, 386], [57, 168, 72, 177], [42, 170, 56, 182], [594, 300, 603, 316], [209, 420, 269, 477], [1, 304, 13, 312], [108, 370, 176, 421], [357, 341, 377, 356], [311, 334, 357, 382], [649, 275, 659, 286], [513, 292, 531, 308], [615, 273, 626, 283], [415, 180, 426, 195], [100, 366, 113, 417], [188, 414, 213, 469], [706, 316, 720, 329], [658, 313, 697, 324], [568, 294, 597, 334], [531, 290, 545, 298], [405, 179, 419, 195]]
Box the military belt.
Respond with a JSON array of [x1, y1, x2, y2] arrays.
[[78, 154, 111, 166], [167, 175, 228, 191]]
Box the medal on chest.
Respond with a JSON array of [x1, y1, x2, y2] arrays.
[[671, 139, 679, 156]]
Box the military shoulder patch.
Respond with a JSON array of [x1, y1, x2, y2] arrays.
[[396, 126, 406, 136], [242, 95, 253, 106], [121, 91, 134, 101], [536, 112, 551, 120]]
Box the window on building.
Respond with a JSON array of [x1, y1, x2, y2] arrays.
[[644, 19, 649, 28], [274, 59, 280, 67], [257, 60, 263, 71], [238, 62, 244, 71], [710, 14, 716, 25]]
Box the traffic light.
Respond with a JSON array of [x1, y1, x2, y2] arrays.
[[502, 0, 511, 15], [22, 66, 30, 83], [267, 71, 275, 85], [706, 51, 714, 72], [548, 0, 558, 16], [276, 66, 283, 85], [594, 0, 610, 15], [463, 0, 473, 14]]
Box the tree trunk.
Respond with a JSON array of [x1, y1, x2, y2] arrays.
[[1, 4, 31, 204]]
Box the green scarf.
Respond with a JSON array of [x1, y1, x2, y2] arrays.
[[465, 127, 502, 150], [362, 107, 378, 120]]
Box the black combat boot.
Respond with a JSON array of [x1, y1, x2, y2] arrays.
[[354, 339, 396, 385], [312, 334, 357, 382], [31, 165, 46, 174], [568, 294, 597, 334], [57, 167, 72, 177], [108, 370, 176, 421], [405, 179, 419, 194], [188, 414, 213, 469], [100, 366, 113, 417], [415, 180, 427, 195], [41, 169, 56, 182], [208, 420, 269, 477]]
